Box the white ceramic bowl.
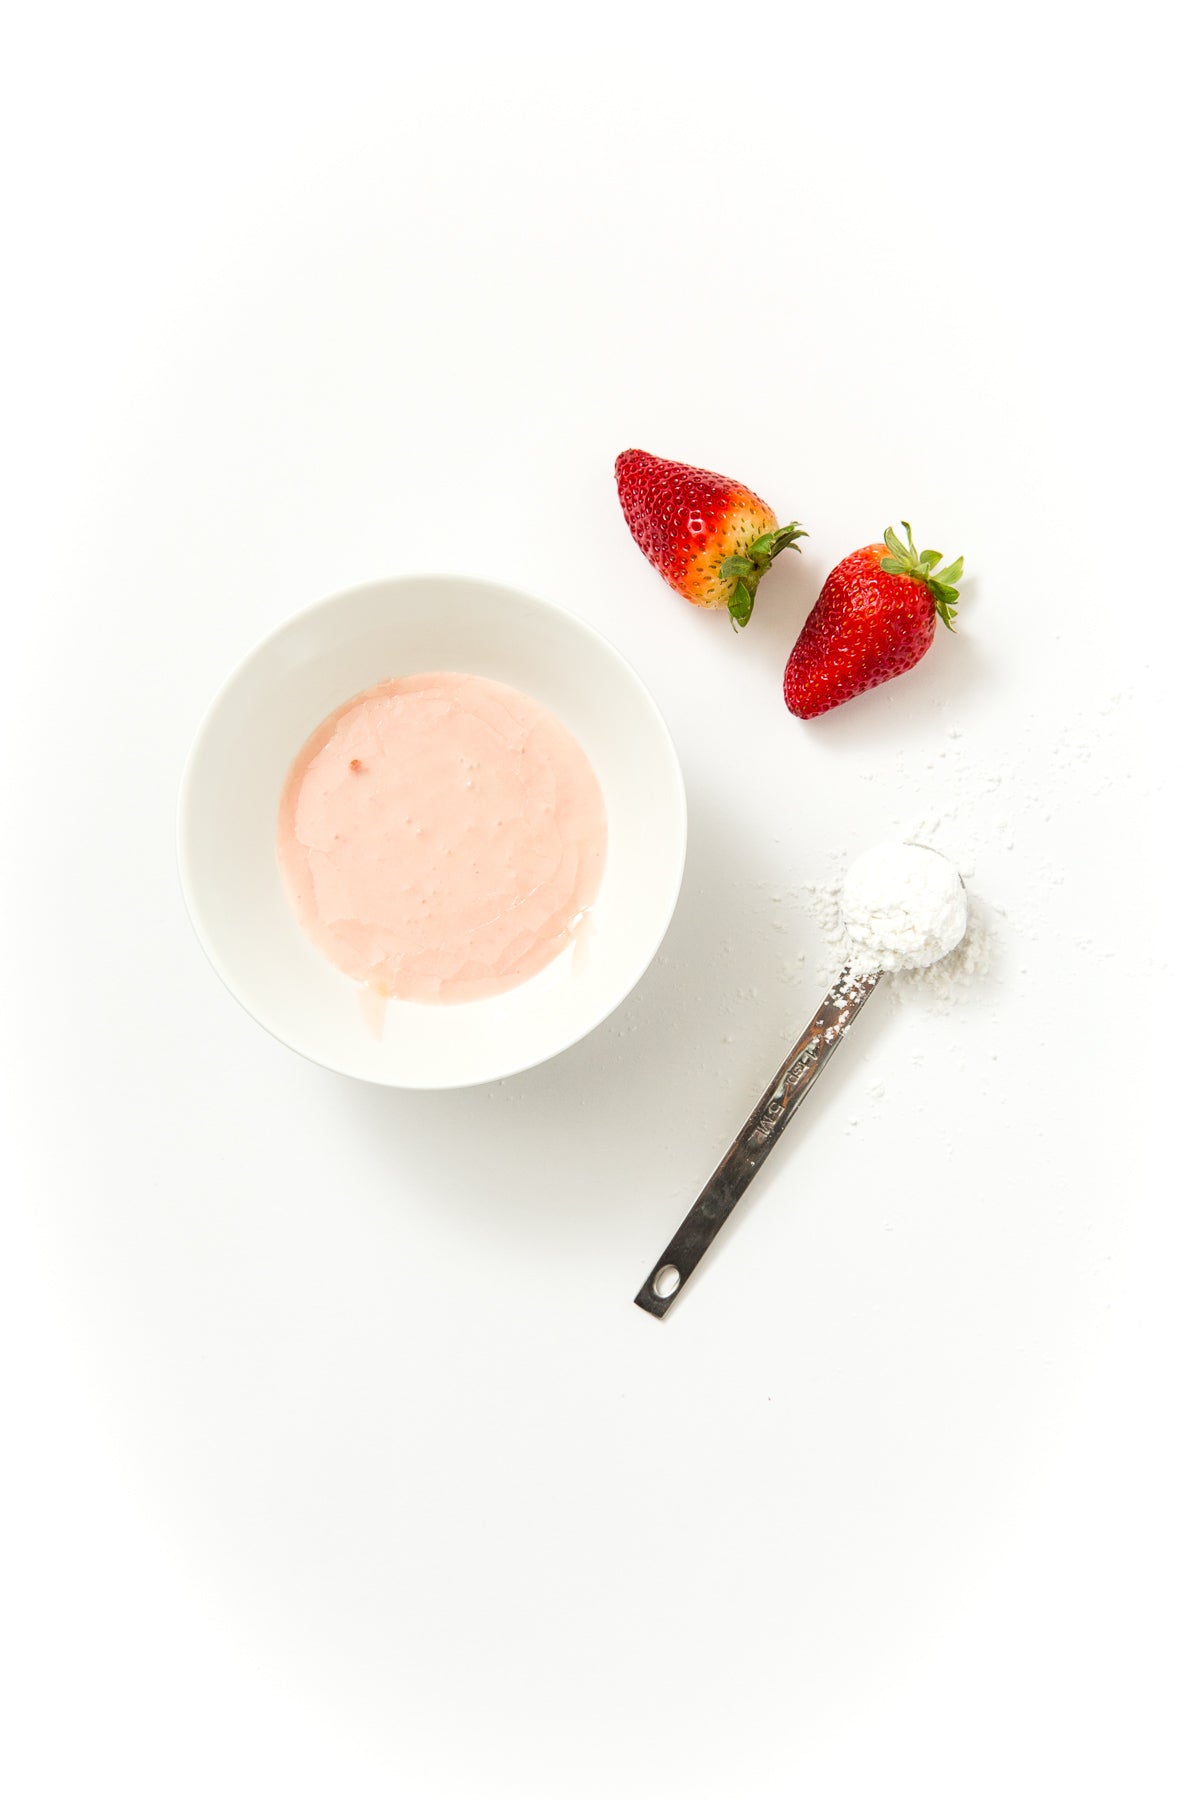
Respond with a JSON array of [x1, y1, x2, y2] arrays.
[[178, 575, 687, 1088]]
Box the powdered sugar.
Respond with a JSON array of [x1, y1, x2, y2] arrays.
[[840, 842, 968, 974], [693, 693, 1138, 1062], [803, 835, 992, 1006]]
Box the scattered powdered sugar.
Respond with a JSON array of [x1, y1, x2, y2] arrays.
[[840, 842, 968, 974], [683, 691, 1142, 1103]]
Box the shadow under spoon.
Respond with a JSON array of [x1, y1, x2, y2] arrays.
[[634, 963, 882, 1319]]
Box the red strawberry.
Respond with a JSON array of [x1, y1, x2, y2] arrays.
[[784, 523, 963, 717], [615, 448, 805, 628]]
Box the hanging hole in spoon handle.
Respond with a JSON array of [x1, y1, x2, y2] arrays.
[[634, 965, 881, 1319]]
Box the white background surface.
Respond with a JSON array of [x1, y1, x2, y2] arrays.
[[3, 4, 1193, 1796]]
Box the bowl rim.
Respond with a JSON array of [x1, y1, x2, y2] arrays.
[[177, 571, 689, 1088]]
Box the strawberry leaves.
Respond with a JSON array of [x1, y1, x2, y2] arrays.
[[719, 520, 808, 629], [726, 579, 755, 629], [749, 523, 808, 562], [879, 521, 963, 630]]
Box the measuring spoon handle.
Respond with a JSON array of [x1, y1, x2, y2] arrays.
[[634, 964, 881, 1319]]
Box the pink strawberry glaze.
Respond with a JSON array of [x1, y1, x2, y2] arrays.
[[277, 673, 607, 1004]]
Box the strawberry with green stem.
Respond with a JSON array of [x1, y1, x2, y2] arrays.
[[784, 522, 964, 718], [615, 448, 806, 628]]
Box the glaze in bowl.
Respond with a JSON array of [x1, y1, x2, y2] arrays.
[[178, 575, 687, 1087]]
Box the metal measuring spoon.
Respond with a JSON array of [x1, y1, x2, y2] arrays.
[[633, 964, 881, 1318], [634, 847, 966, 1319]]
